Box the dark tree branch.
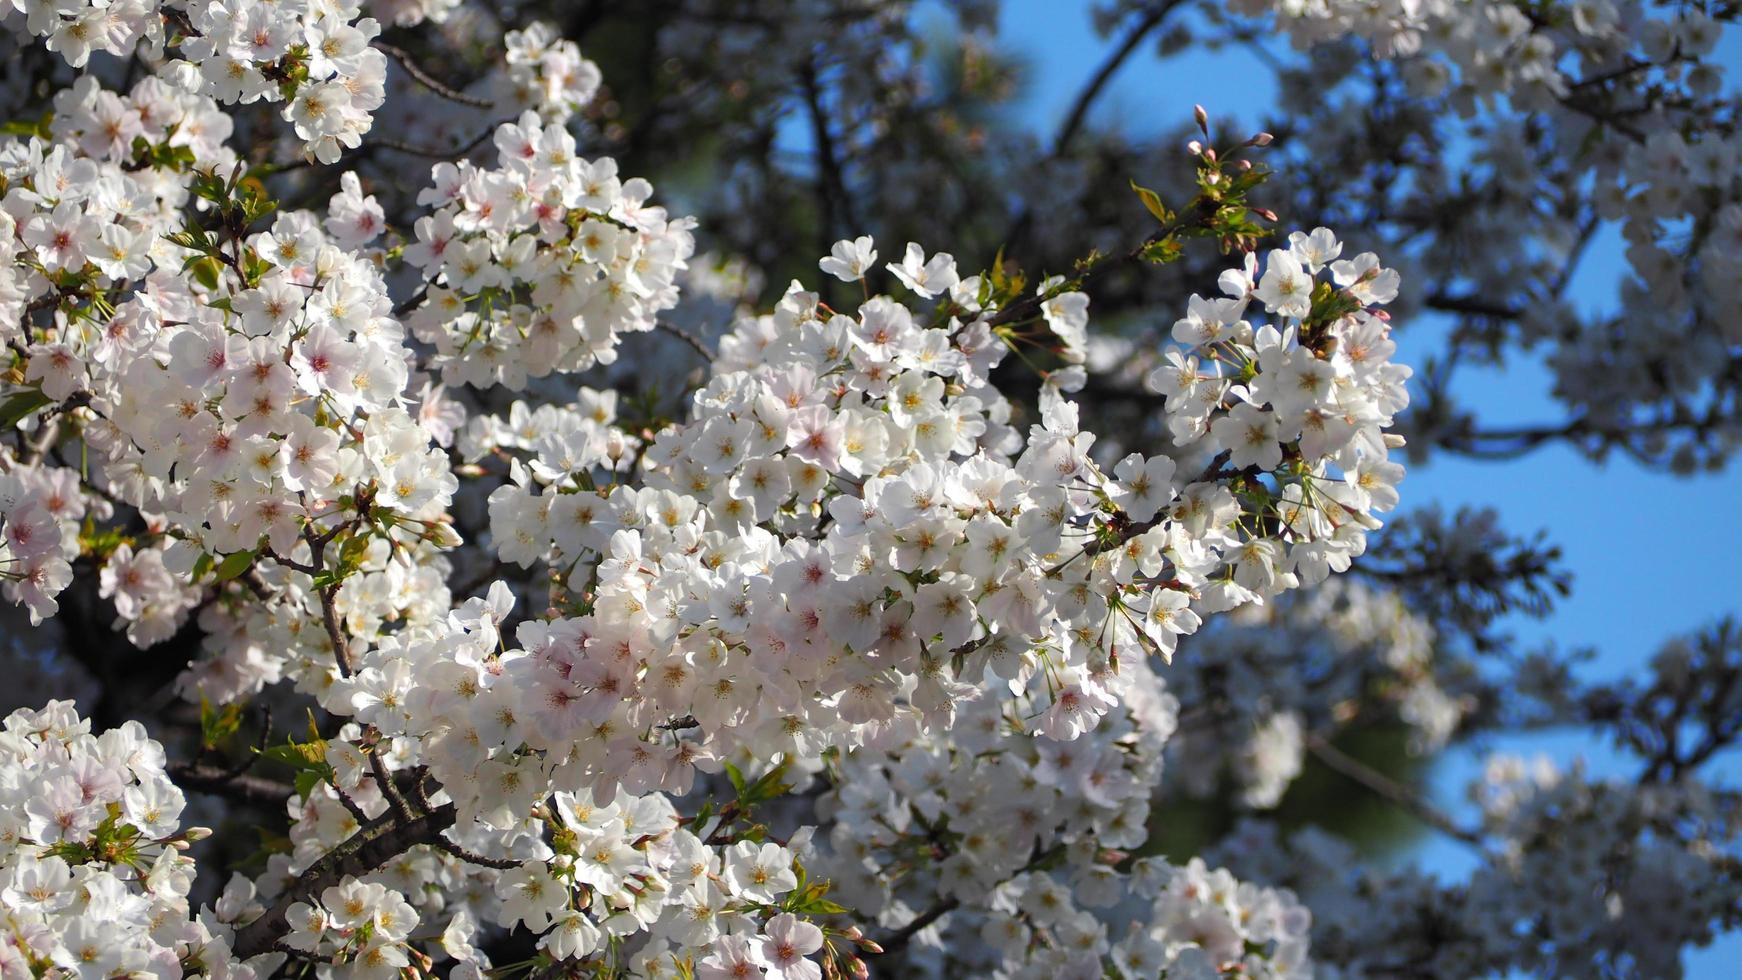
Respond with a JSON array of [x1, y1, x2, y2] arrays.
[[1424, 292, 1521, 320], [654, 320, 714, 360], [373, 40, 494, 108], [1051, 0, 1181, 156], [1005, 0, 1182, 252], [169, 764, 294, 809], [233, 803, 457, 958], [872, 897, 960, 955], [1303, 732, 1482, 845], [369, 120, 511, 161], [798, 60, 861, 249], [431, 837, 521, 870]]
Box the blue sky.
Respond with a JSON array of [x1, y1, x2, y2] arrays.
[[978, 1, 1742, 972]]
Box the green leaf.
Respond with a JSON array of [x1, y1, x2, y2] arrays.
[[259, 732, 334, 801], [212, 550, 256, 583], [1129, 180, 1172, 225], [745, 759, 794, 805], [190, 170, 229, 206], [0, 114, 50, 139], [805, 898, 849, 915], [294, 769, 323, 800], [1139, 238, 1183, 265], [189, 256, 223, 292], [243, 251, 275, 286], [723, 760, 747, 799], [338, 531, 371, 569], [238, 179, 277, 225], [199, 695, 244, 749], [165, 230, 216, 254], [0, 389, 52, 430]]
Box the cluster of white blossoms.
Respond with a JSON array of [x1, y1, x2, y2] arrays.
[[479, 228, 1407, 769], [377, 225, 1397, 969], [2, 1, 1739, 976], [805, 658, 1313, 978], [0, 464, 83, 625], [1208, 751, 1742, 978], [402, 110, 695, 390], [1149, 228, 1407, 601], [0, 73, 235, 626], [1165, 578, 1458, 809], [0, 185, 1407, 972], [14, 0, 596, 163], [1185, 0, 1722, 103], [0, 5, 1432, 974], [0, 73, 463, 654], [0, 43, 688, 663], [14, 0, 390, 163], [0, 701, 222, 975], [1074, 0, 1742, 467]]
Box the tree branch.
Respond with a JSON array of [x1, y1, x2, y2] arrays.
[[369, 120, 510, 161], [232, 803, 457, 959], [872, 897, 960, 955], [654, 320, 714, 361], [1051, 0, 1180, 156], [169, 764, 294, 809], [1005, 0, 1180, 251], [1303, 732, 1482, 845], [373, 40, 494, 109], [798, 60, 860, 254], [431, 836, 522, 870]]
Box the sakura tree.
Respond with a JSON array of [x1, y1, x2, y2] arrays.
[[0, 1, 1735, 979]]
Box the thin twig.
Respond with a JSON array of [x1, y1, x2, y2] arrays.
[[1005, 0, 1181, 251], [373, 40, 494, 108], [1050, 0, 1181, 155], [1303, 732, 1482, 845], [654, 320, 714, 360], [873, 897, 960, 954], [370, 120, 510, 160], [431, 837, 522, 870], [232, 803, 459, 957], [367, 741, 416, 823], [168, 764, 295, 808], [318, 585, 354, 677], [798, 60, 861, 241]]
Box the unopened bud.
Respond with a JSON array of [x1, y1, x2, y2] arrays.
[[1383, 433, 1408, 449], [1203, 147, 1217, 164], [425, 523, 463, 548], [183, 826, 213, 842], [1250, 132, 1274, 146], [1187, 139, 1203, 156], [850, 957, 870, 980], [1193, 104, 1209, 133]]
